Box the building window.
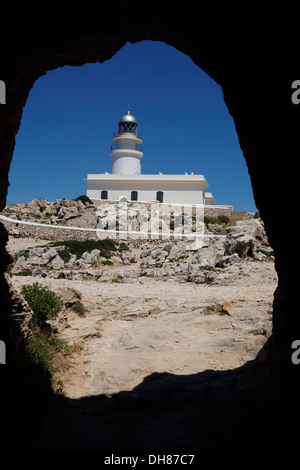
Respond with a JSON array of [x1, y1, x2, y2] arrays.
[[156, 191, 164, 203], [131, 190, 138, 201], [101, 190, 108, 200]]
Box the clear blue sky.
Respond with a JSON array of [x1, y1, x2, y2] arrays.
[[7, 40, 257, 212]]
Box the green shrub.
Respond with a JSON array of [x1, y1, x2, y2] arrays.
[[18, 249, 29, 260], [204, 215, 230, 227], [57, 248, 71, 262], [21, 282, 63, 328], [25, 333, 53, 378], [118, 242, 129, 252], [47, 238, 120, 259], [5, 263, 13, 276], [13, 270, 32, 276], [25, 333, 69, 380], [74, 195, 93, 205], [71, 301, 86, 316], [163, 244, 172, 254], [56, 272, 65, 279]]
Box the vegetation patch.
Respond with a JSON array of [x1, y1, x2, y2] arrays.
[[204, 215, 230, 227], [56, 272, 65, 279], [21, 282, 63, 329], [71, 301, 87, 316], [18, 249, 30, 260], [13, 269, 32, 276], [46, 238, 126, 260], [73, 195, 93, 205], [21, 282, 69, 392], [57, 248, 71, 262]]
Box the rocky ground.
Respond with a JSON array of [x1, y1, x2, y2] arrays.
[[4, 201, 278, 402]]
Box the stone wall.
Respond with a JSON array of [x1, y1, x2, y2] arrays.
[[204, 206, 233, 218], [1, 217, 100, 242], [0, 204, 233, 242]]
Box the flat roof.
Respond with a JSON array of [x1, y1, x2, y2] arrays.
[[84, 173, 208, 187]]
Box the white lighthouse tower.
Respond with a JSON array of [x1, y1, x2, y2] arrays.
[[110, 109, 143, 175], [85, 108, 226, 209]]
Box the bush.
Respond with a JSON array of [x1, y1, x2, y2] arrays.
[[18, 249, 29, 260], [21, 282, 63, 328], [13, 270, 32, 276], [118, 242, 129, 252], [57, 248, 71, 262], [25, 332, 69, 380], [47, 239, 120, 259], [71, 301, 86, 316], [56, 272, 65, 279], [204, 215, 230, 227], [74, 195, 93, 205], [103, 260, 113, 265]]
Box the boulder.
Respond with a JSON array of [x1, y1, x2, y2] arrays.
[[121, 252, 136, 264], [224, 218, 269, 259], [26, 198, 47, 214], [76, 249, 101, 267], [215, 253, 241, 268], [53, 287, 82, 307], [51, 254, 65, 270]]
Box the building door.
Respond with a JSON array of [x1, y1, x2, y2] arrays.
[[101, 190, 108, 200], [156, 191, 164, 203]]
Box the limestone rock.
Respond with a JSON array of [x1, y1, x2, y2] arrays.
[[224, 218, 269, 259], [51, 254, 65, 270], [215, 253, 241, 268], [53, 287, 82, 307]]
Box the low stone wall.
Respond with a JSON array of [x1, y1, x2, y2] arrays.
[[204, 205, 234, 218], [0, 205, 233, 245], [0, 217, 100, 241]]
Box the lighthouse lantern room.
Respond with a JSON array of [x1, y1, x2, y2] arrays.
[[110, 110, 143, 175]]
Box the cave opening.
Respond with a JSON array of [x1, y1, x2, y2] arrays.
[[1, 10, 290, 444], [1, 40, 277, 411]]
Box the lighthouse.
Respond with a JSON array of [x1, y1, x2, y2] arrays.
[[110, 109, 143, 175], [84, 108, 226, 208]]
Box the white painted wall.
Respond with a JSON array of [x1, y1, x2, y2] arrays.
[[86, 179, 206, 204], [111, 152, 142, 175]]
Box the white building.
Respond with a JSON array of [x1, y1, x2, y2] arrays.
[[84, 109, 216, 206]]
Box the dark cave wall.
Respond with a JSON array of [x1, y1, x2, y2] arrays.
[[0, 3, 299, 445]]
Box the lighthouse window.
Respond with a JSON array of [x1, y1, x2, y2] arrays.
[[131, 190, 138, 201], [101, 190, 108, 200], [119, 122, 137, 135], [156, 191, 164, 203]]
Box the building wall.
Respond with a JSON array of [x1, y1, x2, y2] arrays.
[[86, 180, 206, 205]]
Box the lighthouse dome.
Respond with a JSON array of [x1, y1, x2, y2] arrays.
[[118, 109, 138, 135], [119, 109, 137, 124]]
